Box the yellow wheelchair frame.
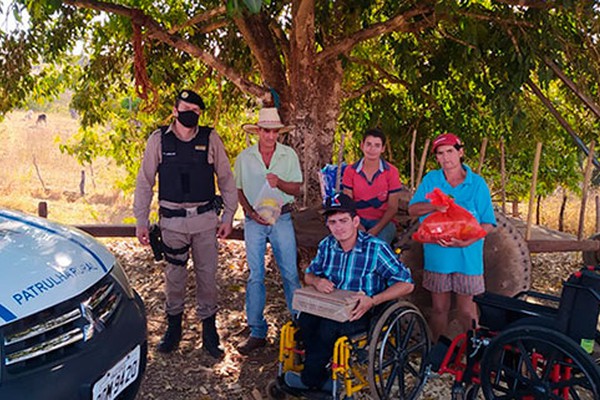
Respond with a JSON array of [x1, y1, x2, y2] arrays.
[[270, 301, 431, 400]]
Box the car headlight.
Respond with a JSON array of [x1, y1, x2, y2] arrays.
[[109, 260, 135, 298]]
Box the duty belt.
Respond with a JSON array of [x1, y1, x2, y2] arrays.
[[159, 202, 215, 218]]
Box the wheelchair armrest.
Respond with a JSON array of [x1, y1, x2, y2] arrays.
[[514, 290, 561, 304]]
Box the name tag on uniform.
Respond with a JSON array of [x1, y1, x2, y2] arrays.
[[195, 145, 207, 151]]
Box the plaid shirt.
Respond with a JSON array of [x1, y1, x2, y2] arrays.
[[306, 231, 413, 297]]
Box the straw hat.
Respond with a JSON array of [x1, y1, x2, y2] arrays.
[[242, 108, 295, 134]]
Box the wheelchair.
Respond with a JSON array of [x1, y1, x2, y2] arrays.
[[266, 300, 431, 400], [423, 263, 600, 400], [268, 264, 600, 400]]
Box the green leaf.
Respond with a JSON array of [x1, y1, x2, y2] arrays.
[[242, 0, 262, 14]]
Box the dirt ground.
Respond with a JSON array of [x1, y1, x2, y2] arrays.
[[109, 239, 582, 400], [113, 239, 289, 400]]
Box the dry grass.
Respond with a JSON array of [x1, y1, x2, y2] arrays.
[[1, 109, 598, 237], [0, 110, 131, 224], [505, 188, 600, 238], [539, 189, 599, 238]]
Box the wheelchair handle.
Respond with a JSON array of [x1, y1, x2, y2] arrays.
[[562, 281, 600, 302]]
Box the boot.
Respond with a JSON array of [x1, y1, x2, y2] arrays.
[[157, 313, 182, 353], [202, 314, 224, 358]]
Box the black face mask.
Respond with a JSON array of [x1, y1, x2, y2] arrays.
[[177, 110, 199, 128]]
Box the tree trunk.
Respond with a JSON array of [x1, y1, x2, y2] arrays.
[[285, 0, 345, 206], [288, 64, 343, 206]]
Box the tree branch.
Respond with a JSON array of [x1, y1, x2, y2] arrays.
[[288, 0, 317, 114], [167, 6, 227, 34], [290, 0, 316, 69], [194, 20, 228, 35], [269, 20, 291, 67], [526, 78, 600, 168], [232, 12, 288, 98], [436, 25, 478, 51], [315, 4, 435, 65], [346, 56, 440, 110], [342, 82, 385, 100], [543, 56, 600, 119], [457, 11, 534, 28], [63, 0, 267, 99], [492, 0, 558, 9]]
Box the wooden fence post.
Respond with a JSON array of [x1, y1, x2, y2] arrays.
[[500, 138, 506, 214], [79, 170, 85, 196], [477, 137, 488, 175], [416, 139, 430, 188], [596, 195, 600, 234], [512, 201, 519, 217], [334, 130, 347, 193], [578, 140, 595, 240], [526, 142, 543, 241], [410, 128, 417, 191], [38, 202, 48, 218]]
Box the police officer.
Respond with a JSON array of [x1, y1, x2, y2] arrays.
[[134, 90, 238, 357]]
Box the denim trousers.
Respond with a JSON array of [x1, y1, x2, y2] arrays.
[[244, 212, 301, 338], [361, 218, 397, 245]]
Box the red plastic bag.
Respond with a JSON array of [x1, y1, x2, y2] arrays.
[[412, 188, 487, 244]]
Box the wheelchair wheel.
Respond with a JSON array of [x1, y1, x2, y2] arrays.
[[465, 384, 480, 400], [266, 379, 287, 400], [367, 302, 431, 400], [480, 324, 600, 400]]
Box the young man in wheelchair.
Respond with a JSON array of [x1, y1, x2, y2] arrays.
[[284, 193, 414, 393]]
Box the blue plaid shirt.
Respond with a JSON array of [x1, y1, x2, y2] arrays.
[[306, 231, 413, 297]]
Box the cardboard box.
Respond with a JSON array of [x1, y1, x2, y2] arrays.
[[292, 286, 360, 322]]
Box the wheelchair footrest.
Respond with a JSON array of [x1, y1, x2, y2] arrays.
[[278, 374, 334, 400], [425, 335, 452, 372]]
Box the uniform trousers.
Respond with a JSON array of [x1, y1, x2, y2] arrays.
[[161, 226, 219, 320]]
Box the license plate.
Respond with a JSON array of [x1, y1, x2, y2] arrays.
[[92, 345, 141, 400]]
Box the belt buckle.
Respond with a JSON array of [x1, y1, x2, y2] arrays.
[[185, 207, 197, 217]]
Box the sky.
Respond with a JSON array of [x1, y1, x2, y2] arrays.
[[1, 1, 86, 55], [1, 0, 28, 33]]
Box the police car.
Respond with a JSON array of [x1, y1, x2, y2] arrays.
[[0, 209, 147, 399]]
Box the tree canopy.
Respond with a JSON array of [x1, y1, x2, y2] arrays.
[[1, 0, 599, 204]]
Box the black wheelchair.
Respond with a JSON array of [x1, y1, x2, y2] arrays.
[[267, 264, 600, 400], [432, 264, 600, 400]]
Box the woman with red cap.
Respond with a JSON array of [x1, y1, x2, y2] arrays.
[[408, 133, 496, 342]]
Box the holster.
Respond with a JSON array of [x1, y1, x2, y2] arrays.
[[149, 224, 164, 261], [213, 195, 224, 216]]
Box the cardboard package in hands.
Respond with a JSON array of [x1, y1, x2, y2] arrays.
[[292, 286, 360, 322]]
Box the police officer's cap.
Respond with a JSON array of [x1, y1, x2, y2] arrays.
[[177, 90, 205, 110]]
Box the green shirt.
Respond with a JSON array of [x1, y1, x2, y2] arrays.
[[234, 143, 303, 206]]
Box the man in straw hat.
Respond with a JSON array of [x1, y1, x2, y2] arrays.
[[134, 89, 238, 358], [234, 107, 303, 355]]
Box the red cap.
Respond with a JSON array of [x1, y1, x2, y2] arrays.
[[432, 133, 462, 153]]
